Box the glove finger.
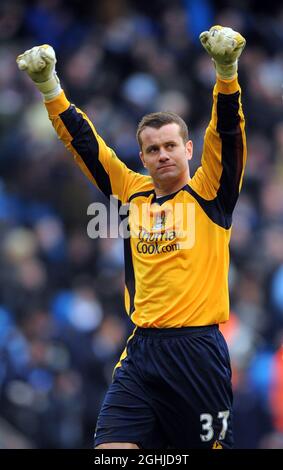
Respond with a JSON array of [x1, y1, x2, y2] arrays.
[[235, 32, 246, 43], [40, 45, 56, 64], [235, 36, 246, 51], [199, 31, 209, 43], [26, 48, 46, 72], [199, 32, 213, 55], [199, 32, 211, 52], [209, 25, 223, 33], [229, 37, 245, 59], [225, 40, 237, 54], [16, 48, 33, 68], [16, 57, 28, 71]]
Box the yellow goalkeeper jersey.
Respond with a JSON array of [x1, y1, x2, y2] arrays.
[[45, 76, 246, 328]]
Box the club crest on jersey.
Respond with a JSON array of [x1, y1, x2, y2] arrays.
[[152, 210, 166, 230]]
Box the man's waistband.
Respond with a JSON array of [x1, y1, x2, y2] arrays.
[[135, 324, 219, 337]]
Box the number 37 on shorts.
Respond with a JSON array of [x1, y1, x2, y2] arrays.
[[200, 410, 230, 444]]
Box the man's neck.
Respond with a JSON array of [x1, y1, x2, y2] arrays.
[[154, 177, 190, 197]]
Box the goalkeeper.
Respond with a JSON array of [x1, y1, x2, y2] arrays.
[[17, 26, 246, 449]]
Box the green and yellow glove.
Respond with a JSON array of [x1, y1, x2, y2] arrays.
[[200, 25, 246, 79], [16, 45, 62, 100]]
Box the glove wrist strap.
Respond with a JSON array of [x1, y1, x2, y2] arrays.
[[213, 60, 238, 80], [35, 73, 62, 100]]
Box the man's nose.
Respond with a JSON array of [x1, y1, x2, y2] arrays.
[[159, 149, 169, 161]]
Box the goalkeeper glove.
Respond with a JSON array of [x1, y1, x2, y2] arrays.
[[16, 45, 62, 101], [199, 25, 246, 79]]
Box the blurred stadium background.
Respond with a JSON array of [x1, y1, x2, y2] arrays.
[[0, 0, 283, 449]]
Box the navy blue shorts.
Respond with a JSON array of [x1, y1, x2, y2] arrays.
[[94, 325, 233, 449]]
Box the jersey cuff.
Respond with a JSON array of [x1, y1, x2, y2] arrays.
[[215, 76, 239, 95], [44, 91, 70, 116]]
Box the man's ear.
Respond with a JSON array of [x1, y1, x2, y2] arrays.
[[140, 151, 146, 168], [185, 140, 193, 161]]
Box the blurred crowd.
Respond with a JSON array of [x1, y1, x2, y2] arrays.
[[0, 0, 283, 449]]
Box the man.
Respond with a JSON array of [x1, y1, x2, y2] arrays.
[[17, 25, 246, 449]]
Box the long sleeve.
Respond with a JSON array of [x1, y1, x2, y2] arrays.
[[189, 76, 247, 219], [44, 91, 151, 204]]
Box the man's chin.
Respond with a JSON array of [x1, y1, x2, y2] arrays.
[[157, 169, 178, 181]]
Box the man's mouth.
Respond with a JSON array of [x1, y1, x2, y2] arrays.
[[157, 164, 175, 170]]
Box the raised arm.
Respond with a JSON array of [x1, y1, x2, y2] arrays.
[[189, 26, 247, 219], [16, 45, 149, 204]]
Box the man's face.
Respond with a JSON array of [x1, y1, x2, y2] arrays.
[[139, 123, 193, 189]]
